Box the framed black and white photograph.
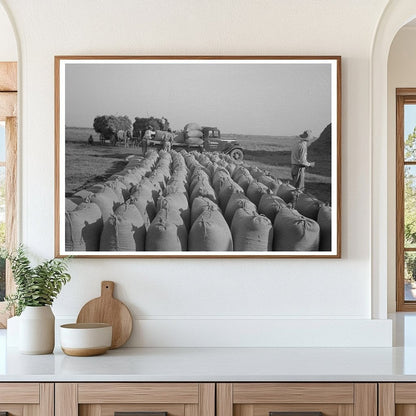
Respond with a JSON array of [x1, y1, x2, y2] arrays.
[[55, 56, 341, 258]]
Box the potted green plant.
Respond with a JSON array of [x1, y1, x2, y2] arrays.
[[4, 246, 71, 354]]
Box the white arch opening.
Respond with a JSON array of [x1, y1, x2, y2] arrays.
[[0, 1, 17, 61], [371, 0, 416, 319]]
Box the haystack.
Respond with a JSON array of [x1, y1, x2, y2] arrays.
[[307, 123, 332, 184], [308, 123, 331, 160]]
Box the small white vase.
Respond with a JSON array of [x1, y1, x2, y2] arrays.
[[19, 306, 55, 354]]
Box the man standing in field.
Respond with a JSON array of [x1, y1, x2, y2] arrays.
[[162, 128, 173, 152], [291, 129, 315, 190], [142, 126, 153, 155]]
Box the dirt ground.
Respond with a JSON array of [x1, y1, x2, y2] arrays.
[[65, 128, 141, 195], [224, 133, 331, 203], [65, 127, 332, 202]]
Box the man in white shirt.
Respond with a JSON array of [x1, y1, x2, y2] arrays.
[[162, 129, 173, 152], [291, 129, 315, 190], [142, 126, 154, 155]]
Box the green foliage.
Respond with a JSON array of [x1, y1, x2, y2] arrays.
[[405, 126, 416, 160], [404, 127, 416, 281], [3, 246, 71, 316], [405, 253, 416, 282], [405, 166, 416, 247], [405, 127, 416, 248], [93, 115, 132, 140]]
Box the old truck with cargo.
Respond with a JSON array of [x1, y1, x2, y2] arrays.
[[147, 126, 244, 163]]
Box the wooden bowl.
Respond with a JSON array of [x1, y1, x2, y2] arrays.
[[60, 323, 112, 356]]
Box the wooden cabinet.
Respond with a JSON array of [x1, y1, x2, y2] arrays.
[[55, 383, 215, 416], [379, 383, 416, 416], [1, 380, 413, 415], [0, 383, 53, 415], [217, 383, 377, 416]]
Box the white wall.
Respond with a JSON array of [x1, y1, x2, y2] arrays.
[[0, 0, 393, 347], [387, 26, 416, 312], [0, 3, 16, 61]]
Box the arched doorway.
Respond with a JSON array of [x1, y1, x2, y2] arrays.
[[371, 1, 416, 318]]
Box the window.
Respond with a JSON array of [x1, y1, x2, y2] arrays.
[[0, 122, 6, 300], [396, 89, 416, 310], [0, 62, 17, 326]]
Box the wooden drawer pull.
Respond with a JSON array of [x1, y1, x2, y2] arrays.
[[115, 412, 168, 416], [270, 413, 323, 416]]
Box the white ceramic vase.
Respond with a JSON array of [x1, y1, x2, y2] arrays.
[[19, 306, 55, 354]]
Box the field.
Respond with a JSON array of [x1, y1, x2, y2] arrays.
[[65, 127, 331, 202], [65, 127, 143, 195]]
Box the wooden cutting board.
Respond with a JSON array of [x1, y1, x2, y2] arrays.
[[76, 281, 133, 349]]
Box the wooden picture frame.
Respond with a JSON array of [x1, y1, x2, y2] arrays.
[[55, 56, 341, 258]]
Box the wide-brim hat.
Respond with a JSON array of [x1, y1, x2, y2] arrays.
[[299, 129, 313, 140]]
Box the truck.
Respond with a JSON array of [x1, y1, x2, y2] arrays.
[[201, 127, 244, 163], [146, 126, 244, 163]]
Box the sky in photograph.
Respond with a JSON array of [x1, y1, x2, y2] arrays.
[[65, 61, 332, 137]]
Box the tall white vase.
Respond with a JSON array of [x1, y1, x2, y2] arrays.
[[19, 306, 55, 354]]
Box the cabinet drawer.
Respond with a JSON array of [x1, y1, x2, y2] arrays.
[[218, 383, 376, 416], [56, 383, 215, 416], [78, 383, 200, 404], [0, 383, 53, 415], [379, 383, 416, 415], [0, 383, 39, 403]]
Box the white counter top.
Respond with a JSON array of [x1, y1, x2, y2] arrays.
[[2, 346, 416, 382], [2, 313, 416, 382]]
